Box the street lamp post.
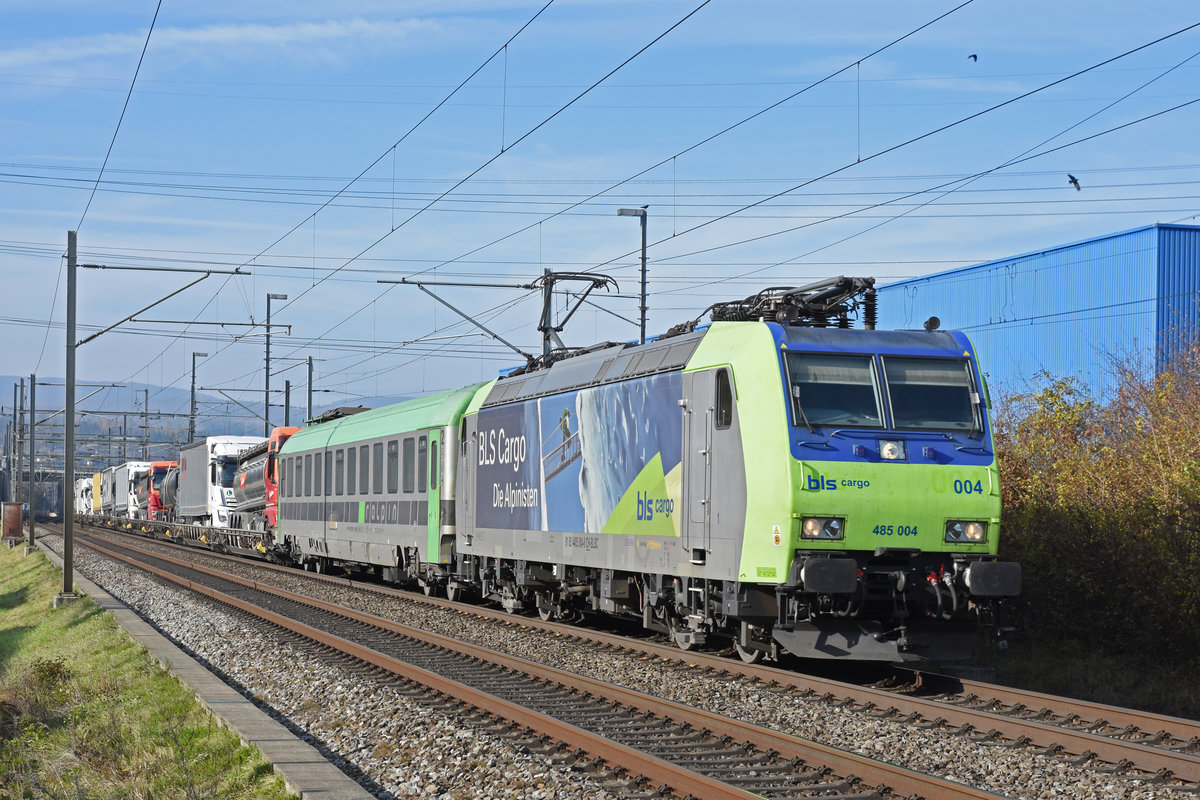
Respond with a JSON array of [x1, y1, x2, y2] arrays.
[[265, 293, 288, 435], [617, 207, 649, 344], [189, 352, 208, 444]]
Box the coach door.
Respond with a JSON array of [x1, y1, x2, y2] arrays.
[[684, 370, 714, 561], [426, 430, 449, 564]]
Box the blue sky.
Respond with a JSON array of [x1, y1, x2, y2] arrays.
[[3, 0, 1199, 418]]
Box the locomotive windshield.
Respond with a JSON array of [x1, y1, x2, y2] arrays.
[[882, 356, 978, 431], [785, 352, 883, 428]]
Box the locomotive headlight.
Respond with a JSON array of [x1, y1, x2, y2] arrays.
[[802, 516, 845, 540], [879, 439, 906, 460], [945, 520, 987, 543]]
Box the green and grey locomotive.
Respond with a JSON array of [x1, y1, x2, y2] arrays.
[[275, 280, 1020, 662]]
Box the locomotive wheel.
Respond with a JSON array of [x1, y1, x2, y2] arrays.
[[445, 583, 462, 602], [421, 579, 439, 597], [667, 617, 696, 651]]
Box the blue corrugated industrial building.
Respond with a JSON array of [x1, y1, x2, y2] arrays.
[[875, 223, 1200, 397]]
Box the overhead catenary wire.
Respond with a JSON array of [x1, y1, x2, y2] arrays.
[[101, 1, 563, 409], [33, 1, 165, 376]]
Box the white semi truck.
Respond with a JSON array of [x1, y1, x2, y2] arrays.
[[177, 436, 265, 527], [112, 461, 150, 518]]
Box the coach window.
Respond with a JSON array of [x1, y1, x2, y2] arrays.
[[715, 369, 733, 429], [335, 450, 345, 496], [360, 446, 370, 495], [403, 437, 416, 493], [304, 454, 312, 497], [324, 452, 333, 496], [430, 441, 439, 490], [372, 443, 383, 494], [417, 436, 428, 493], [387, 440, 399, 494], [346, 447, 356, 496]]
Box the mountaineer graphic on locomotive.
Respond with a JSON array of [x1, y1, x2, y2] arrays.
[[270, 277, 1020, 663]]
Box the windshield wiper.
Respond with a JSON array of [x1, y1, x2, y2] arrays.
[[790, 385, 817, 433]]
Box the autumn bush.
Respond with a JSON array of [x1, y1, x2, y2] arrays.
[[992, 344, 1200, 664]]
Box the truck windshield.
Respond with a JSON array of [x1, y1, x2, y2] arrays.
[[152, 468, 168, 490], [883, 356, 978, 431], [217, 458, 238, 487], [784, 352, 882, 428]]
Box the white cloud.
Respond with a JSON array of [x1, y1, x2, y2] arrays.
[[0, 17, 442, 71]]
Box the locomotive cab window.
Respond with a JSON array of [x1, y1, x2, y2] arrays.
[[883, 356, 979, 431], [715, 369, 733, 429], [784, 352, 882, 428]]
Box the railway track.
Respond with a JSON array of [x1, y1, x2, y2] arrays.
[[73, 521, 1200, 795], [74, 528, 1014, 800]]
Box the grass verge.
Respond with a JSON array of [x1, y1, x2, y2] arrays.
[[0, 542, 297, 800]]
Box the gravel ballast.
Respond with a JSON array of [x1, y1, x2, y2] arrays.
[[50, 531, 1196, 800]]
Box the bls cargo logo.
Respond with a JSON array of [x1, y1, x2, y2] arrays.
[[806, 475, 871, 491], [637, 491, 675, 521]]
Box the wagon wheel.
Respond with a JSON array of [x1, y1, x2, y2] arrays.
[[445, 582, 462, 603], [734, 641, 765, 664], [536, 591, 559, 622]]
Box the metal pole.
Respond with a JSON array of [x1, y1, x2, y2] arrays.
[[189, 352, 207, 444], [306, 356, 313, 424], [617, 207, 649, 344], [264, 293, 288, 436], [10, 384, 16, 502], [265, 296, 272, 436], [284, 380, 291, 427], [638, 211, 648, 345], [142, 388, 149, 459], [17, 379, 24, 506], [62, 229, 77, 600], [121, 413, 127, 460], [27, 374, 35, 546], [542, 267, 552, 357]]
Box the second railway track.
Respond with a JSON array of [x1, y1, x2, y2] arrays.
[[63, 522, 1200, 799]]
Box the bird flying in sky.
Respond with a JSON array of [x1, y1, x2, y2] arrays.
[[1068, 174, 1081, 191], [968, 54, 978, 61]]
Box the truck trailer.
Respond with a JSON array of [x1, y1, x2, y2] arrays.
[[178, 437, 265, 527]]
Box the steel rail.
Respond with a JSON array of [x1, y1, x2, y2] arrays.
[[78, 522, 1200, 784], [79, 536, 756, 800], [914, 670, 1200, 742], [80, 532, 1008, 800]]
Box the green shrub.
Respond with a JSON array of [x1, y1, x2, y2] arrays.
[[994, 345, 1200, 664]]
